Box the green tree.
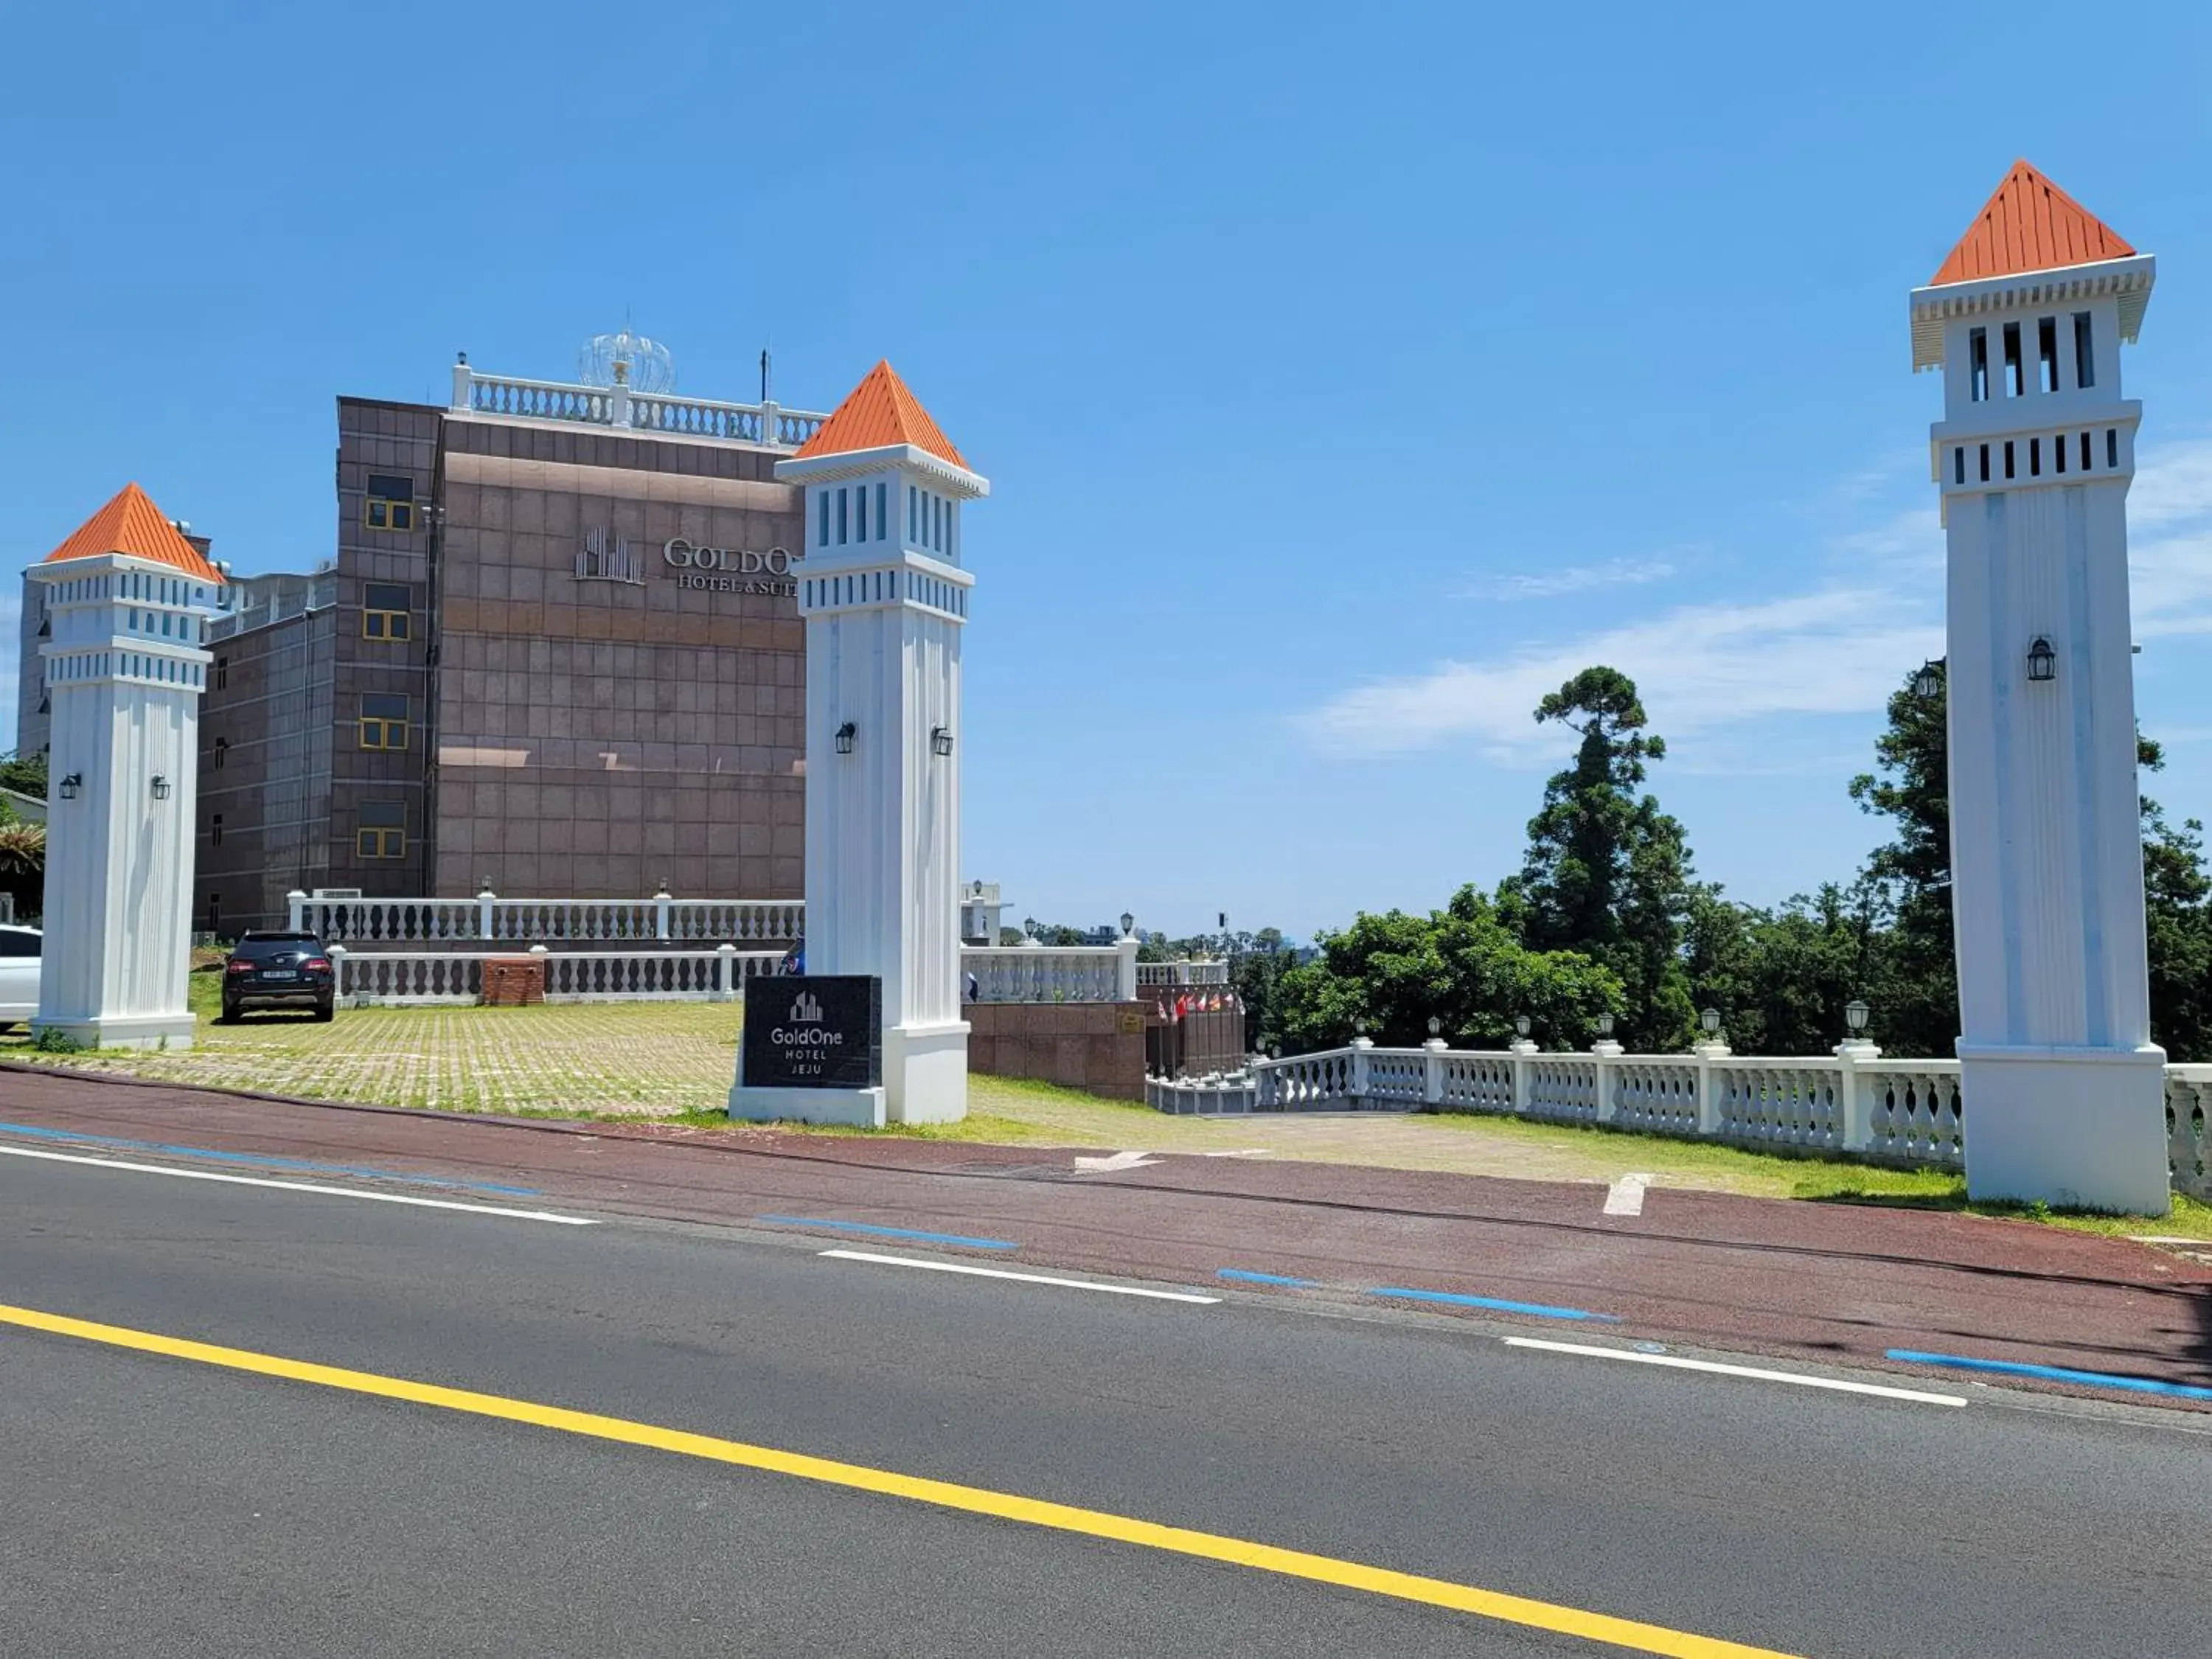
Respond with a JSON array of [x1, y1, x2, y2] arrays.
[[1509, 667, 1695, 1050], [1685, 881, 1883, 1054], [0, 750, 46, 800], [0, 818, 44, 923], [2139, 739, 2212, 1062], [1276, 885, 1619, 1052], [1848, 664, 1958, 1056]]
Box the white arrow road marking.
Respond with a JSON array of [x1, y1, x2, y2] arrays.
[[1602, 1173, 1654, 1217], [1073, 1150, 1163, 1173]]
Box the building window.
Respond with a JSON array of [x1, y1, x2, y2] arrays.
[[2080, 431, 2092, 471], [908, 484, 919, 542], [2037, 317, 2059, 393], [2003, 440, 2016, 479], [1969, 328, 1989, 402], [359, 692, 409, 750], [364, 473, 416, 532], [1953, 447, 1966, 485], [2108, 428, 2119, 468], [215, 655, 228, 690], [210, 813, 223, 847], [2029, 437, 2041, 477], [836, 487, 849, 546], [212, 737, 228, 771], [363, 582, 411, 641], [2055, 432, 2067, 473], [357, 801, 406, 859], [2073, 312, 2096, 389], [2002, 322, 2023, 397], [876, 481, 888, 541], [1979, 443, 1989, 483], [818, 490, 830, 549]]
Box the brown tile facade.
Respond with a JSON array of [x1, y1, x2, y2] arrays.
[[192, 396, 810, 935], [966, 1003, 1148, 1101]]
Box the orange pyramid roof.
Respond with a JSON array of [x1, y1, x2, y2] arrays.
[[794, 360, 968, 468], [1930, 161, 2136, 286], [42, 482, 223, 581]]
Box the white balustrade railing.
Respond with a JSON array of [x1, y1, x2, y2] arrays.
[[1178, 1040, 1981, 1175], [1148, 1074, 1261, 1114], [451, 364, 827, 451], [1135, 960, 1231, 987], [963, 942, 1138, 1004], [290, 891, 802, 947], [2168, 1067, 2212, 1203], [330, 946, 782, 1005]]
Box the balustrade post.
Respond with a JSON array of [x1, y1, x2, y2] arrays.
[[714, 942, 737, 1002], [450, 358, 473, 411], [1422, 1037, 1447, 1109], [1833, 1040, 1881, 1151], [1591, 1049, 1618, 1124], [327, 944, 348, 1001], [477, 886, 496, 941], [1116, 936, 1138, 1002], [288, 889, 307, 932], [1349, 1037, 1374, 1107], [611, 378, 632, 429], [655, 888, 673, 942], [1693, 1053, 1721, 1135]]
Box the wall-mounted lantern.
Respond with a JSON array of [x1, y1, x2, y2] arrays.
[[58, 772, 83, 801], [2025, 637, 2057, 683], [930, 726, 954, 757], [833, 720, 856, 755], [1913, 659, 1944, 698], [150, 775, 171, 801]]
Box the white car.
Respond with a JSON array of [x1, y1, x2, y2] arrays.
[[0, 925, 40, 1027]]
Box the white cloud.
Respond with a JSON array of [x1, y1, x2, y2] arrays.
[[1459, 556, 1679, 602], [1301, 436, 2212, 762]]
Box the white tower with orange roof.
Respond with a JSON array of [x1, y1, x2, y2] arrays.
[[734, 362, 986, 1124], [30, 483, 226, 1049], [1913, 162, 2168, 1214]]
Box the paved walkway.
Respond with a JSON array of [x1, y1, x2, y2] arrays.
[[4, 1065, 2205, 1409]]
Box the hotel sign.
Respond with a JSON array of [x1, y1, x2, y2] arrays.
[[742, 977, 882, 1089], [664, 538, 797, 597]]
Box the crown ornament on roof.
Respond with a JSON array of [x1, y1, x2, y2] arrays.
[[579, 325, 676, 394]]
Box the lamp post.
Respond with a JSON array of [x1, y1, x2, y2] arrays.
[[1120, 911, 1135, 940], [1837, 997, 1879, 1059], [1509, 1012, 1537, 1056], [1694, 1006, 1728, 1058], [1592, 1009, 1622, 1058]]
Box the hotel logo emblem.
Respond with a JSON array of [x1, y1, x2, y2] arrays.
[[576, 527, 645, 585], [789, 990, 824, 1023]]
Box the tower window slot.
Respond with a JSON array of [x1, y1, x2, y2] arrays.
[[2107, 428, 2119, 468], [2073, 312, 2096, 388], [2004, 441, 2015, 479], [2003, 322, 2024, 397], [1969, 328, 1989, 402], [2030, 437, 2041, 476], [2037, 317, 2059, 392]]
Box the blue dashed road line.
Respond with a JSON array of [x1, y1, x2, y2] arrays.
[[1887, 1348, 2212, 1402], [1369, 1285, 1620, 1323], [758, 1216, 1019, 1251], [0, 1120, 542, 1196], [1216, 1268, 1321, 1288]]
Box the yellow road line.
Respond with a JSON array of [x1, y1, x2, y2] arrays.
[[0, 1300, 1806, 1658]]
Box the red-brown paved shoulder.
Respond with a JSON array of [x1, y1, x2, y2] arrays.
[[4, 1065, 2206, 1406]]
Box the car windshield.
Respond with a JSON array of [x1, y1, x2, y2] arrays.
[[236, 935, 322, 959]]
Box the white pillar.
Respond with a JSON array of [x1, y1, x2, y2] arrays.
[[1913, 167, 2168, 1214], [733, 363, 990, 1127], [30, 490, 223, 1050]]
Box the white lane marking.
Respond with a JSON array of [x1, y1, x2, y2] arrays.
[[1602, 1173, 1653, 1217], [0, 1144, 598, 1225], [1503, 1337, 1967, 1406], [1072, 1150, 1163, 1173], [820, 1248, 1220, 1303], [1202, 1149, 1271, 1158]]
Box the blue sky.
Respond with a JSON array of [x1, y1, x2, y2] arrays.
[[8, 1, 2212, 940]]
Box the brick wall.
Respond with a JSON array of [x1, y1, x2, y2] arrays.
[[967, 1002, 1147, 1101]]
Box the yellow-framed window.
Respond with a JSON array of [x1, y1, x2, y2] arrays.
[[359, 692, 409, 751], [362, 582, 412, 642], [357, 802, 406, 859], [364, 473, 416, 532]]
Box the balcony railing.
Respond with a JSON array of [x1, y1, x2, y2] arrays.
[[450, 363, 827, 451]]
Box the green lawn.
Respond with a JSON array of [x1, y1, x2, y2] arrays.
[[7, 975, 2205, 1239]]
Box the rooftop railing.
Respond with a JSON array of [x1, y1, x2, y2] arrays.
[[450, 363, 828, 451]]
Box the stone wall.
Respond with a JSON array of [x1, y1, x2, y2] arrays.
[[967, 1001, 1147, 1101]]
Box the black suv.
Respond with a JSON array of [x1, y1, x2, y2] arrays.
[[220, 931, 335, 1023]]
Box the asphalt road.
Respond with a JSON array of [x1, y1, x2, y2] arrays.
[[1, 1148, 2207, 1658]]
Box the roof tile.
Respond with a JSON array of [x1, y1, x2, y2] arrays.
[[1930, 161, 2135, 286], [794, 360, 968, 468], [42, 482, 223, 582]]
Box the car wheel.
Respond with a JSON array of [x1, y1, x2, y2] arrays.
[[313, 1001, 335, 1023], [218, 1000, 239, 1024]]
